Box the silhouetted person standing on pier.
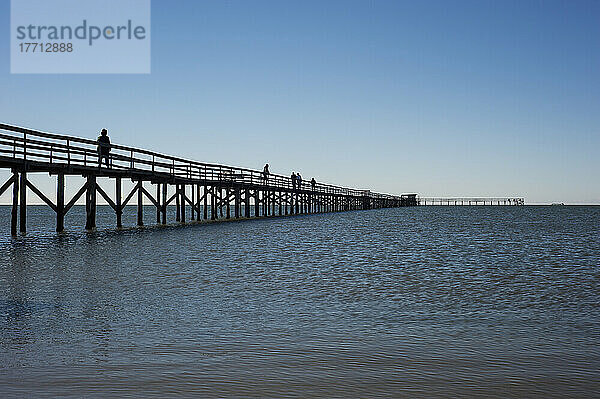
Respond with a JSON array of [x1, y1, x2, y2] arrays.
[[311, 178, 316, 190], [263, 163, 270, 184], [291, 172, 297, 190], [297, 173, 303, 189], [97, 128, 111, 168]]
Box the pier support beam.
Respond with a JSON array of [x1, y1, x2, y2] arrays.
[[19, 171, 27, 233], [162, 183, 167, 225], [196, 184, 201, 221], [116, 177, 122, 228], [180, 184, 186, 223], [244, 188, 251, 218], [56, 173, 65, 232], [211, 187, 216, 220], [11, 171, 19, 236], [254, 190, 259, 217], [190, 184, 195, 221], [156, 184, 161, 224], [204, 185, 208, 220], [226, 188, 231, 219], [219, 188, 224, 218], [234, 188, 240, 219], [85, 175, 96, 230], [176, 184, 181, 222], [137, 180, 143, 226], [279, 191, 283, 216]]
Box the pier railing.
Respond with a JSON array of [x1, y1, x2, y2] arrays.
[[0, 123, 398, 200], [419, 197, 524, 205]]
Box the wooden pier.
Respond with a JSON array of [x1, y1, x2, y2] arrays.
[[0, 123, 413, 235], [418, 197, 524, 206]]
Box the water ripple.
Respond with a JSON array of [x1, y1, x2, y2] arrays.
[[0, 205, 599, 397]]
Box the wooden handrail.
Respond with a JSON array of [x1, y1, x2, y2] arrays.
[[0, 122, 402, 199]]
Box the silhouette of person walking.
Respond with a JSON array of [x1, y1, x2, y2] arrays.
[[291, 172, 297, 190], [97, 128, 111, 168], [263, 163, 270, 184], [311, 178, 316, 190]]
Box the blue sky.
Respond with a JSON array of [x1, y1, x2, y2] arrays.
[[1, 0, 599, 204]]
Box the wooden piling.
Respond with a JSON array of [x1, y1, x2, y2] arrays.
[[245, 188, 251, 218], [137, 180, 143, 226], [116, 177, 122, 228], [19, 171, 27, 233], [56, 173, 65, 232], [219, 187, 224, 218], [304, 193, 308, 214], [11, 171, 18, 236], [226, 188, 231, 219], [252, 190, 257, 217], [162, 183, 167, 224], [204, 185, 208, 220], [85, 175, 96, 230], [211, 187, 216, 220], [175, 184, 181, 222], [234, 188, 240, 218], [156, 184, 161, 224], [190, 184, 195, 221], [180, 184, 186, 223], [278, 191, 283, 216], [196, 184, 201, 221]]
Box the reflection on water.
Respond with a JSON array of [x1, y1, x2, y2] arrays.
[[1, 206, 599, 397]]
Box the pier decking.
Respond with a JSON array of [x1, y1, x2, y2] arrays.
[[0, 123, 414, 235], [419, 197, 524, 206]]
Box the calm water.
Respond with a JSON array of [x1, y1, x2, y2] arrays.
[[1, 205, 599, 398]]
